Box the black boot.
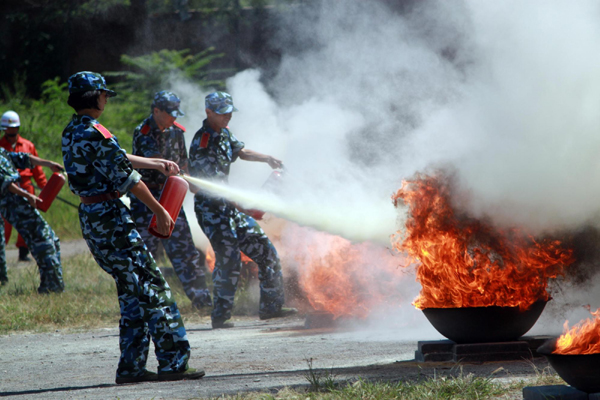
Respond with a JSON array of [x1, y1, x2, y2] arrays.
[[18, 247, 31, 262]]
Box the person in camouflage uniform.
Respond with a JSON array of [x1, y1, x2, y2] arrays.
[[0, 110, 49, 262], [0, 148, 64, 292], [0, 209, 5, 284], [188, 91, 297, 329], [61, 71, 204, 385], [129, 91, 211, 309]]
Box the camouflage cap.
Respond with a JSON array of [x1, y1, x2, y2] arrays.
[[152, 91, 185, 117], [205, 91, 238, 114], [67, 71, 117, 97]]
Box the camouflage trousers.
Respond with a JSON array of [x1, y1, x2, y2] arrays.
[[194, 199, 285, 322], [0, 219, 6, 283], [130, 193, 212, 308], [0, 193, 63, 293], [79, 199, 191, 379]]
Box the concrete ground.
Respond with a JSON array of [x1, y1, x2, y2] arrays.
[[0, 314, 555, 400], [0, 241, 555, 399]]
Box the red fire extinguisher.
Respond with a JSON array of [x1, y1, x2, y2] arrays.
[[148, 175, 189, 239], [36, 172, 66, 212], [261, 170, 284, 192]]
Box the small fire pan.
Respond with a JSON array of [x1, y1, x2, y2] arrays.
[[538, 338, 600, 393], [422, 300, 547, 344]]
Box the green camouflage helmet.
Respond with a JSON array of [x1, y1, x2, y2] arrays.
[[68, 71, 117, 97], [205, 91, 238, 114]]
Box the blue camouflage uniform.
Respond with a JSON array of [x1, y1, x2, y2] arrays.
[[189, 97, 285, 324], [0, 215, 5, 284], [62, 72, 191, 381], [130, 91, 211, 308], [0, 148, 63, 292]]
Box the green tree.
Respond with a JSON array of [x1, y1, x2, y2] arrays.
[[103, 48, 227, 125], [0, 0, 134, 97], [105, 48, 226, 100]]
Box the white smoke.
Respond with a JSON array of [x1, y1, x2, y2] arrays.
[[169, 0, 600, 334], [182, 0, 600, 237], [406, 1, 600, 233]]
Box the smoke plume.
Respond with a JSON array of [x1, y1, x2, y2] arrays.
[[169, 0, 600, 332]]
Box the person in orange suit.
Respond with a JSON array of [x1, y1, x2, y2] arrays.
[[0, 110, 48, 262]]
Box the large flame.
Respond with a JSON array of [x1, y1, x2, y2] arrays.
[[203, 218, 410, 319], [391, 173, 575, 310], [286, 226, 409, 319], [554, 307, 600, 355]]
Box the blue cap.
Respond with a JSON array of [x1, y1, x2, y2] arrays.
[[205, 91, 238, 114], [152, 91, 184, 117], [68, 71, 117, 97]]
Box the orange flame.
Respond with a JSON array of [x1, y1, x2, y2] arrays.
[[204, 246, 253, 273], [554, 307, 600, 354], [391, 173, 574, 310], [291, 229, 409, 319], [205, 246, 215, 272]]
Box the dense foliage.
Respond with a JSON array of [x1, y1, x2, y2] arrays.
[[0, 47, 223, 240], [0, 0, 294, 97]]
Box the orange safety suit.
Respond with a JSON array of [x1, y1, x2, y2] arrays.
[[0, 135, 47, 247]]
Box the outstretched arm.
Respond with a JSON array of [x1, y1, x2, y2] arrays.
[[238, 149, 283, 169], [126, 154, 180, 176], [29, 155, 64, 173]]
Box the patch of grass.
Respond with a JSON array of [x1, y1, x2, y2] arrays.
[[304, 357, 337, 392], [0, 252, 221, 334], [0, 254, 119, 334], [207, 371, 518, 400], [0, 251, 265, 334], [500, 362, 566, 394], [327, 368, 511, 400], [529, 364, 566, 387], [206, 364, 565, 400]]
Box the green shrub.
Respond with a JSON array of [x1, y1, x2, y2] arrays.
[[104, 48, 226, 100], [0, 48, 225, 240]]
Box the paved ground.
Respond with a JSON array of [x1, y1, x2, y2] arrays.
[[0, 315, 551, 400], [0, 240, 556, 399]]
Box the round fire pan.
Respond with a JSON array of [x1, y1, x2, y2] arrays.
[[538, 338, 600, 393], [422, 300, 547, 344]]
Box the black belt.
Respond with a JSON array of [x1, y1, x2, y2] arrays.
[[80, 191, 120, 204]]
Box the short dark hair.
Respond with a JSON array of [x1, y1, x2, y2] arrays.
[[67, 90, 103, 111]]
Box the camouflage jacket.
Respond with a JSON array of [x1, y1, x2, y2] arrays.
[[0, 148, 31, 196], [132, 115, 188, 187], [62, 114, 141, 197], [188, 119, 244, 184]]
